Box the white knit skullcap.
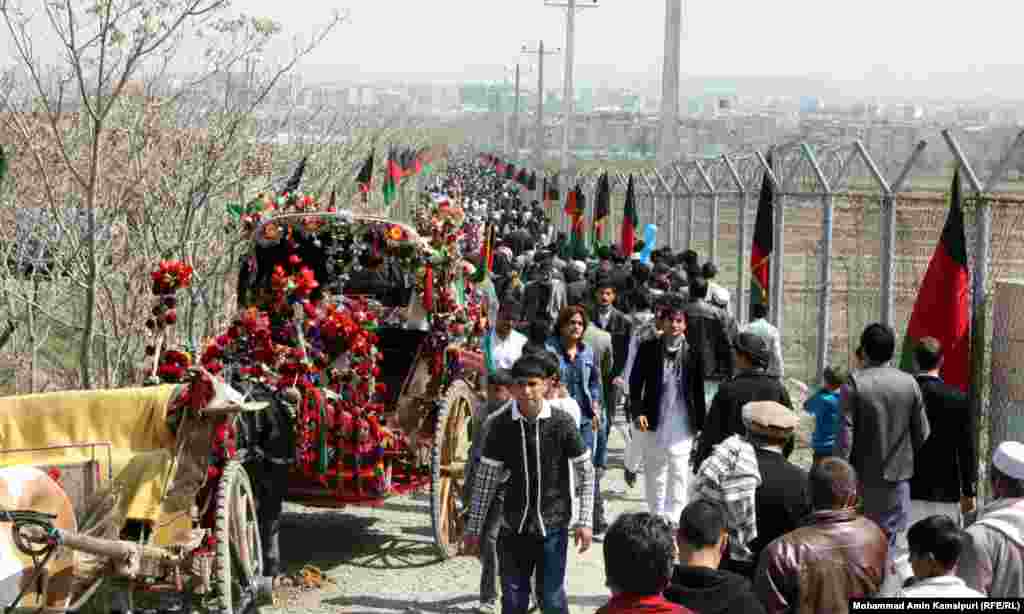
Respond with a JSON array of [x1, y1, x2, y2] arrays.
[[994, 441, 1024, 480]]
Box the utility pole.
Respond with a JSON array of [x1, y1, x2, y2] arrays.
[[657, 0, 683, 165], [522, 41, 562, 201], [545, 0, 599, 179]]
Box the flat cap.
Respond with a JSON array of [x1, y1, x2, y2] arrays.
[[743, 401, 800, 437]]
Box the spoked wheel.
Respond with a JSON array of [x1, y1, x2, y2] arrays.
[[212, 460, 263, 614], [430, 379, 475, 560]]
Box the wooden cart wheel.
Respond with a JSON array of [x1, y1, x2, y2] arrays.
[[430, 379, 474, 560], [212, 460, 263, 614]]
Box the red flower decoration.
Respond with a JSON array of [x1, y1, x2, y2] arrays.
[[150, 260, 194, 295]]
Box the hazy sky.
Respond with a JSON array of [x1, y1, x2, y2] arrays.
[[242, 0, 1024, 83]]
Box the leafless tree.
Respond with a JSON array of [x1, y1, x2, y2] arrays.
[[0, 0, 348, 388]]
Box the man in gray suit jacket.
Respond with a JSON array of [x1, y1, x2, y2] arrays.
[[584, 322, 613, 535], [836, 322, 930, 592]]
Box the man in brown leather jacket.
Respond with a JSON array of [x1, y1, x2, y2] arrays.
[[754, 457, 888, 614]]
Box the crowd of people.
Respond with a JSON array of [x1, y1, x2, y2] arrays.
[[432, 155, 1016, 614]]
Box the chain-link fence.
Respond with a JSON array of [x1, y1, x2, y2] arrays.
[[514, 128, 1024, 479]]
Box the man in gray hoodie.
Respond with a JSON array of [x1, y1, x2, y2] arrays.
[[958, 440, 1024, 597]]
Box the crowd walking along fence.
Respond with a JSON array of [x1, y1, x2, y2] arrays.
[[492, 128, 1024, 475]]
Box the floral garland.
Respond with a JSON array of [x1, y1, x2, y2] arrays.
[[153, 192, 411, 496], [148, 186, 492, 512], [412, 197, 490, 379], [143, 260, 232, 554]]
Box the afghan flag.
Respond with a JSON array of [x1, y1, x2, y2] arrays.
[[355, 151, 374, 197], [547, 173, 560, 204], [570, 185, 586, 249], [750, 154, 774, 312], [400, 148, 415, 178], [506, 163, 516, 180], [495, 159, 506, 175], [898, 168, 970, 392], [564, 182, 579, 218], [414, 148, 427, 175], [480, 224, 497, 272], [593, 172, 611, 245], [620, 174, 638, 256], [517, 168, 529, 186], [383, 148, 402, 206]]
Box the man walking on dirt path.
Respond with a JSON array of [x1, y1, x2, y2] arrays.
[[463, 354, 595, 614]]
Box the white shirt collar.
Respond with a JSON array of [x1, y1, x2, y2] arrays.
[[511, 399, 552, 421]]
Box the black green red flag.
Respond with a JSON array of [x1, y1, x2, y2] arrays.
[[750, 154, 774, 312], [355, 151, 374, 197], [506, 163, 515, 180], [570, 185, 586, 248], [383, 148, 402, 206], [564, 182, 579, 218], [480, 224, 497, 273], [898, 168, 970, 392], [593, 172, 611, 245], [517, 168, 529, 186], [401, 148, 417, 178], [414, 147, 427, 175], [620, 174, 638, 256], [547, 173, 560, 203]]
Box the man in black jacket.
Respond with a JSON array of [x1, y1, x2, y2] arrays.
[[591, 276, 633, 427], [684, 277, 737, 407], [629, 296, 706, 524], [463, 354, 595, 614], [667, 500, 766, 614], [909, 337, 977, 524], [881, 336, 978, 594], [692, 332, 792, 472], [743, 401, 810, 579]]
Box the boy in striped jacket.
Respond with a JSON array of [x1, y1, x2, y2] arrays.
[[463, 354, 595, 614]]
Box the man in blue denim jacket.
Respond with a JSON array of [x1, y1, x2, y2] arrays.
[[546, 305, 607, 533]]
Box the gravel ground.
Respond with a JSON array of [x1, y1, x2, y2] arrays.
[[261, 383, 817, 614]]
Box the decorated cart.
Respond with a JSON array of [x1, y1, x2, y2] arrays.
[[0, 187, 492, 613], [208, 189, 491, 561]]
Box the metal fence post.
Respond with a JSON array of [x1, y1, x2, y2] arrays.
[[946, 128, 1024, 471], [638, 172, 659, 247], [767, 152, 785, 330], [682, 163, 696, 251], [943, 129, 990, 484], [723, 154, 748, 323], [694, 160, 718, 264], [855, 140, 926, 328], [653, 169, 674, 251], [803, 144, 834, 384], [671, 162, 695, 251]]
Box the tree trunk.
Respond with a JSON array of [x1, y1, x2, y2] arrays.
[[28, 280, 37, 394], [79, 136, 101, 390]]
